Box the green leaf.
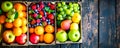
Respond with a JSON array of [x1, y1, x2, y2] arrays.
[[14, 12, 18, 19]]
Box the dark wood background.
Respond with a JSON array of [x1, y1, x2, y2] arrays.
[[1, 0, 120, 48]]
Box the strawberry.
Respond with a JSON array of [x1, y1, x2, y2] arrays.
[[50, 4, 55, 10], [48, 14, 54, 19], [47, 2, 51, 6], [31, 4, 37, 10], [37, 7, 41, 11], [42, 17, 46, 21], [32, 13, 38, 18], [31, 20, 36, 25], [40, 3, 44, 9], [36, 19, 41, 23], [39, 10, 44, 16]]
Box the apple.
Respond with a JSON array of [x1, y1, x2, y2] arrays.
[[15, 34, 27, 45], [56, 30, 67, 42], [3, 30, 15, 44], [1, 1, 13, 12], [70, 23, 79, 30], [68, 30, 80, 42], [61, 20, 72, 30], [30, 34, 39, 44]]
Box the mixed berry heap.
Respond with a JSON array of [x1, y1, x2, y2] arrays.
[[28, 2, 55, 28]]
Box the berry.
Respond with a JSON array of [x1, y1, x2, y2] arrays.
[[42, 17, 46, 21], [39, 10, 44, 16], [34, 9, 39, 14], [48, 21, 51, 24], [31, 4, 37, 10], [31, 20, 36, 25], [36, 19, 41, 23], [37, 7, 41, 11], [33, 13, 38, 18], [40, 4, 44, 9], [50, 19, 54, 24], [48, 14, 54, 19], [47, 2, 51, 6], [36, 3, 40, 8], [50, 4, 55, 10]]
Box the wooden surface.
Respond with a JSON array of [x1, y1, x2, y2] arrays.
[[1, 0, 120, 48]]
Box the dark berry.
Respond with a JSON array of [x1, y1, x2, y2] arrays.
[[34, 9, 39, 14]]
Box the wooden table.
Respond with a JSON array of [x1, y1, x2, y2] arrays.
[[1, 0, 120, 48]]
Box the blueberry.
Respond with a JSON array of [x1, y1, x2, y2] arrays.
[[46, 19, 49, 22], [36, 23, 39, 26], [43, 10, 47, 17], [48, 21, 51, 24], [39, 23, 42, 26], [31, 25, 34, 28], [36, 4, 39, 8], [28, 24, 31, 27], [34, 9, 39, 14], [34, 24, 37, 27]]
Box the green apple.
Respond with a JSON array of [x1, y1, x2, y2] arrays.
[[70, 23, 79, 30], [1, 1, 13, 12], [68, 30, 80, 42], [56, 30, 67, 42], [3, 30, 15, 44]]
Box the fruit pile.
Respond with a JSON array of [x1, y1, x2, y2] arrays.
[[28, 2, 55, 44], [0, 1, 27, 45], [56, 2, 81, 43]]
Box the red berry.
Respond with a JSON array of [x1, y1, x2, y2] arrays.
[[50, 19, 54, 24], [39, 11, 44, 16], [42, 17, 46, 21], [48, 2, 51, 6], [31, 20, 36, 25], [36, 19, 41, 23], [40, 4, 44, 9], [33, 13, 38, 18], [37, 8, 41, 11], [31, 4, 37, 10], [50, 4, 55, 10], [48, 14, 54, 19]]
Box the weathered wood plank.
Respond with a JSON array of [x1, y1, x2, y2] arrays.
[[82, 0, 98, 48], [40, 45, 60, 48], [116, 0, 120, 48], [99, 0, 117, 48]]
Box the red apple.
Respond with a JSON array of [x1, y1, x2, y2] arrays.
[[61, 20, 72, 30], [3, 30, 15, 44], [15, 34, 27, 45], [30, 34, 39, 44]]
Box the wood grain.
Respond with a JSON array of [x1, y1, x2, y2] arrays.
[[116, 0, 120, 48], [82, 0, 98, 48], [99, 0, 117, 48]]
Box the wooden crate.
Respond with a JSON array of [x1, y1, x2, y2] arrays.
[[1, 1, 28, 46], [27, 1, 56, 45], [55, 1, 82, 44]]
